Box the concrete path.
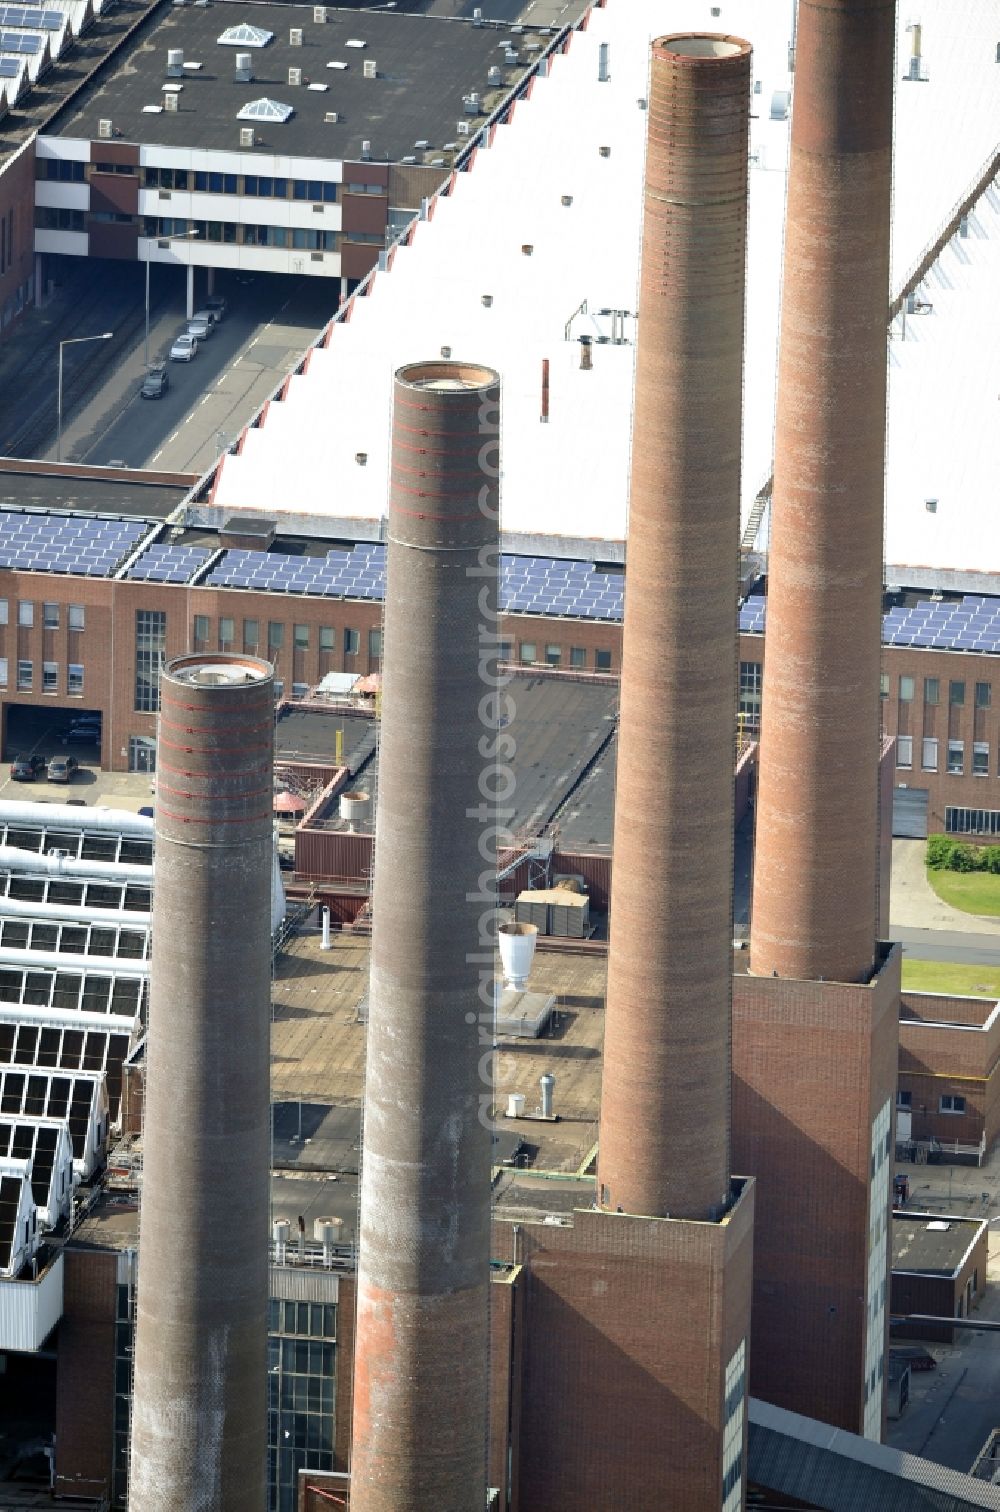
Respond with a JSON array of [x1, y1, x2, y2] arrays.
[[891, 839, 1000, 936]]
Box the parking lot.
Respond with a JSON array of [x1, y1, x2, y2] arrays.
[[0, 705, 154, 811]]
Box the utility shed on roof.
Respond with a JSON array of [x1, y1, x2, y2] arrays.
[[890, 1210, 988, 1344]]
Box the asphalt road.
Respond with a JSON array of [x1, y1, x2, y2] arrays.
[[889, 926, 1000, 966]]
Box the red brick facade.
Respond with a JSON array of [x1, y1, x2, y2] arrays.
[[54, 1247, 119, 1499], [898, 992, 1000, 1150]]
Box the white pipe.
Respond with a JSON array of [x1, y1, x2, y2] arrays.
[[0, 801, 154, 836], [320, 906, 331, 950], [0, 895, 151, 928], [0, 1003, 139, 1034], [0, 947, 147, 976], [0, 847, 151, 881]]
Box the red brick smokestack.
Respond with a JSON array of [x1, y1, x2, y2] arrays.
[[598, 34, 751, 1221], [351, 360, 500, 1512], [750, 0, 895, 984]]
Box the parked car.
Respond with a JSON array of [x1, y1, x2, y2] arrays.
[[61, 725, 100, 746], [170, 333, 198, 362], [9, 753, 45, 781], [140, 365, 170, 399], [204, 293, 227, 321], [47, 755, 79, 783], [187, 313, 214, 342]]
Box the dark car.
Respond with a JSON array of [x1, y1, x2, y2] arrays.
[[47, 755, 79, 783], [61, 725, 101, 746], [204, 293, 227, 321], [140, 366, 170, 400], [9, 753, 45, 781]]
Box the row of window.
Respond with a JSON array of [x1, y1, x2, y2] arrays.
[[0, 660, 84, 693], [517, 642, 613, 671], [897, 1090, 966, 1115], [145, 217, 343, 251], [0, 599, 85, 629], [897, 735, 995, 775], [192, 615, 382, 659], [38, 159, 346, 203], [945, 807, 1000, 836], [882, 673, 991, 708]]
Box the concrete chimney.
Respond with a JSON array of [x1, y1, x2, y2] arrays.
[[750, 0, 895, 984], [598, 33, 752, 1222], [129, 653, 274, 1511], [351, 359, 501, 1512]]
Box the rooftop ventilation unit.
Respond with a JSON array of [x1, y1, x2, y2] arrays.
[[324, 110, 339, 122], [414, 138, 428, 150], [98, 117, 112, 138], [240, 126, 254, 146], [463, 91, 480, 114], [363, 58, 376, 78], [456, 120, 470, 136], [472, 5, 482, 22], [313, 4, 326, 19], [163, 91, 179, 112], [166, 47, 183, 76], [289, 27, 302, 45], [234, 50, 252, 81], [598, 41, 609, 81], [361, 138, 371, 159], [288, 66, 301, 85], [487, 65, 502, 86]]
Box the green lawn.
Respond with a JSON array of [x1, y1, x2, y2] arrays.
[[901, 959, 1000, 998], [925, 866, 1000, 917]]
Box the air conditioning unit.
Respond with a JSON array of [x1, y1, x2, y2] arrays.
[[288, 66, 302, 86], [240, 126, 255, 147], [310, 251, 323, 261], [464, 91, 481, 114], [361, 139, 371, 160], [324, 110, 339, 123], [457, 120, 471, 136], [363, 59, 376, 79], [166, 47, 184, 76], [98, 118, 112, 138], [163, 92, 179, 112], [289, 26, 302, 45], [313, 5, 326, 20], [234, 51, 253, 82]]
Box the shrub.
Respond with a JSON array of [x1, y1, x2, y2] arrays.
[[927, 835, 956, 870], [950, 843, 977, 872]]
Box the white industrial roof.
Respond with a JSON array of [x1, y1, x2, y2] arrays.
[[212, 0, 1000, 579]]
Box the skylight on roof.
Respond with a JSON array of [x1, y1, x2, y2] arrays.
[[217, 22, 272, 47], [237, 96, 294, 123]]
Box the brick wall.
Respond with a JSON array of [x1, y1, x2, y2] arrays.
[[0, 141, 37, 334], [898, 993, 1000, 1147], [54, 1247, 118, 1498], [732, 949, 900, 1434]]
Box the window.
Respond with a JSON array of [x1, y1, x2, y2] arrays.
[[319, 626, 334, 652], [896, 736, 912, 769], [940, 1094, 966, 1115], [976, 682, 992, 709], [570, 647, 586, 669], [135, 610, 166, 713], [35, 207, 86, 233], [974, 742, 989, 776], [0, 658, 7, 687], [242, 224, 288, 248], [368, 628, 382, 660], [950, 680, 966, 706], [244, 175, 287, 198], [899, 675, 915, 702], [519, 643, 536, 665], [880, 672, 889, 700], [294, 624, 309, 649], [93, 161, 136, 176], [921, 737, 938, 771], [219, 616, 234, 649], [896, 1090, 912, 1109], [292, 179, 337, 202], [545, 644, 562, 667], [43, 603, 59, 629], [346, 182, 383, 195], [345, 232, 384, 245], [344, 628, 359, 656], [42, 662, 58, 692], [68, 665, 83, 694], [68, 605, 85, 631], [595, 649, 612, 672], [193, 220, 237, 244], [947, 740, 964, 774], [18, 602, 33, 627], [193, 614, 209, 644], [268, 622, 284, 651], [739, 661, 762, 723], [290, 227, 339, 252], [244, 618, 259, 650], [924, 677, 940, 705], [0, 598, 6, 624], [145, 166, 189, 190], [292, 682, 309, 699], [41, 158, 85, 182], [17, 660, 32, 690], [193, 170, 236, 193]]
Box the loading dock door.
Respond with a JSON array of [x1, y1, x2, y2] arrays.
[[892, 786, 929, 839]]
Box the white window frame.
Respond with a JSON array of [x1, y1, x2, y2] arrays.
[[18, 601, 33, 627], [921, 737, 938, 772], [896, 735, 913, 769], [940, 1094, 966, 1115]]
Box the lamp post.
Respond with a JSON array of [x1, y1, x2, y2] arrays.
[[57, 331, 113, 463], [145, 227, 200, 370]]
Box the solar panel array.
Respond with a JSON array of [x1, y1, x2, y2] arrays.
[[0, 5, 63, 27], [0, 511, 150, 576], [204, 545, 627, 620], [739, 595, 766, 634], [740, 592, 1000, 654], [0, 1068, 99, 1157], [0, 1173, 22, 1273], [0, 55, 21, 73], [0, 1120, 61, 1209], [0, 29, 40, 51], [125, 543, 212, 584]]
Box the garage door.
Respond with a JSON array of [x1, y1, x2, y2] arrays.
[[892, 786, 929, 839]]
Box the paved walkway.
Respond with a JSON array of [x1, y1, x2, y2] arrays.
[[891, 839, 1000, 935]]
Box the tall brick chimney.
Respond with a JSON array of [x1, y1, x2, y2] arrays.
[[350, 360, 500, 1512], [598, 34, 752, 1221], [750, 0, 895, 984]]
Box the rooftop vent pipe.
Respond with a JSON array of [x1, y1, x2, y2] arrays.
[[579, 334, 593, 370], [598, 41, 610, 82], [539, 1073, 555, 1119], [234, 50, 253, 81], [166, 47, 184, 76], [499, 921, 537, 989]]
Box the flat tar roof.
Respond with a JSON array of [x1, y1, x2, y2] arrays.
[[47, 4, 538, 165], [892, 1211, 986, 1277], [0, 462, 192, 519]]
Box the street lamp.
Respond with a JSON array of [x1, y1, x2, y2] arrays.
[[144, 226, 200, 370], [57, 332, 113, 463]]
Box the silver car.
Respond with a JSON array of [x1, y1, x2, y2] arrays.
[[187, 313, 214, 341], [170, 332, 198, 362]]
